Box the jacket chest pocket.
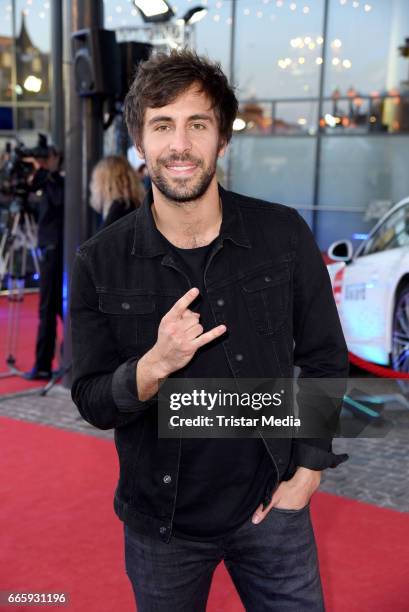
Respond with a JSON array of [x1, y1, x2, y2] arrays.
[[98, 293, 158, 354], [240, 264, 290, 335]]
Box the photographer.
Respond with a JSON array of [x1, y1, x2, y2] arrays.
[[23, 147, 64, 381]]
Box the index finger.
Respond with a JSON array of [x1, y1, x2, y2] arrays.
[[166, 287, 200, 320]]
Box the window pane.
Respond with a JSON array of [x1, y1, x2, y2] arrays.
[[361, 204, 409, 256], [0, 0, 13, 102], [17, 106, 50, 131], [104, 0, 231, 75], [319, 135, 409, 210], [236, 100, 318, 135], [315, 209, 375, 252], [235, 0, 325, 99], [14, 1, 51, 103], [229, 136, 316, 207], [324, 0, 409, 98]]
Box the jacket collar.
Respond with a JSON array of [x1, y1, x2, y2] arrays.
[[131, 183, 251, 257]]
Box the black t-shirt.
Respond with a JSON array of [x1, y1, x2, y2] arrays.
[[165, 236, 275, 541]]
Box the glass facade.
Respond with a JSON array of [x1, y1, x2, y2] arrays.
[[0, 0, 51, 141], [1, 0, 408, 250]]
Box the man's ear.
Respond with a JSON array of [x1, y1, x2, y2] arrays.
[[217, 139, 228, 159], [135, 141, 145, 159]]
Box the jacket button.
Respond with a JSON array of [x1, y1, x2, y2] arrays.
[[121, 302, 130, 310], [159, 526, 167, 534], [235, 353, 243, 361], [163, 474, 172, 484], [264, 276, 271, 282], [217, 298, 224, 307]]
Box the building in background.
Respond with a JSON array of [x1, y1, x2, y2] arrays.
[[0, 1, 50, 142], [0, 0, 408, 250]]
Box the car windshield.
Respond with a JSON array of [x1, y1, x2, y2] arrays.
[[360, 204, 409, 256]]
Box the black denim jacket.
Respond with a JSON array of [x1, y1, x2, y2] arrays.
[[70, 185, 349, 542]]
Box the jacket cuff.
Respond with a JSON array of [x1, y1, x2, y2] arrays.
[[111, 357, 157, 414], [293, 440, 349, 470]]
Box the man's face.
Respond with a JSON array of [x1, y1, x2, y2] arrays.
[[136, 84, 226, 203]]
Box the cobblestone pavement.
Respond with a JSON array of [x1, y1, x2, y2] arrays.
[[1, 384, 409, 513]]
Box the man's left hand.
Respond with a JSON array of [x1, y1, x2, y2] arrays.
[[252, 467, 321, 524]]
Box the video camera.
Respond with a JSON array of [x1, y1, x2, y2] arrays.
[[0, 133, 51, 215]]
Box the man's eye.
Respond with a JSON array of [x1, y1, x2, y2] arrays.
[[156, 125, 170, 132], [191, 123, 206, 130]]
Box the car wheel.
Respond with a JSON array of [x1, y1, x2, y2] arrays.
[[391, 284, 409, 373]]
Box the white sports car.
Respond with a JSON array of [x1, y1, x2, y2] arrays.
[[326, 196, 409, 373]]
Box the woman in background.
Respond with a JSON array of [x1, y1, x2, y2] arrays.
[[90, 155, 145, 229]]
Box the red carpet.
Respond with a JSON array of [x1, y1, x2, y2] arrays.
[[0, 293, 63, 394], [1, 417, 409, 611]]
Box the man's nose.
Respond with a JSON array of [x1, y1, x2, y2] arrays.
[[169, 127, 192, 154]]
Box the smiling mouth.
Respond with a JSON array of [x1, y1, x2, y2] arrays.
[[165, 163, 198, 175]]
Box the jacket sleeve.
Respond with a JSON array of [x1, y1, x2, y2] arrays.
[[69, 250, 157, 430], [291, 210, 349, 470]]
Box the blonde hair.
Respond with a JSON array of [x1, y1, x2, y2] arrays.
[[90, 155, 145, 219]]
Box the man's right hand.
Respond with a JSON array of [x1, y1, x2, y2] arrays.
[[136, 287, 227, 401]]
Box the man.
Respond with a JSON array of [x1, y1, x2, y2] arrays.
[[70, 50, 349, 611], [24, 146, 64, 380]]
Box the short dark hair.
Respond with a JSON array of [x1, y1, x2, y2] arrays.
[[123, 49, 238, 148]]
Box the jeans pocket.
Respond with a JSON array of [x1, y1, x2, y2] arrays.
[[269, 500, 311, 514]]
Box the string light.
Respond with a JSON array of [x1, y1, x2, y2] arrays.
[[243, 8, 250, 16], [316, 36, 324, 44], [303, 6, 310, 13], [342, 59, 352, 68], [364, 3, 372, 11], [331, 39, 342, 49], [290, 3, 297, 11], [316, 57, 323, 64], [257, 11, 263, 18], [332, 57, 340, 66]]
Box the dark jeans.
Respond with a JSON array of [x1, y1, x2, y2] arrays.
[[123, 502, 325, 612], [35, 243, 63, 371]]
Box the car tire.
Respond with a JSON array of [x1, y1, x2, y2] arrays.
[[391, 283, 409, 373]]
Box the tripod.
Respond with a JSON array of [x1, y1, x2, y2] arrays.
[[0, 204, 40, 379]]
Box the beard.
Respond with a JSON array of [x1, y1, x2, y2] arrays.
[[144, 151, 217, 203]]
